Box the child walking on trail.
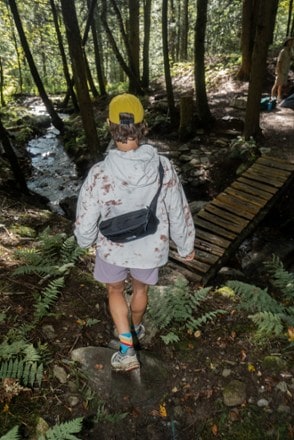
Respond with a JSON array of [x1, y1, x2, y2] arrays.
[[271, 36, 294, 103], [74, 93, 195, 372]]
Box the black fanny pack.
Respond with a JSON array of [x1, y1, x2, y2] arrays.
[[99, 161, 164, 243]]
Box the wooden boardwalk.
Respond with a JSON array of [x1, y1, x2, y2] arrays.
[[169, 155, 294, 285]]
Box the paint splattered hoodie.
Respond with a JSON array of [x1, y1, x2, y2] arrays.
[[74, 144, 195, 269]]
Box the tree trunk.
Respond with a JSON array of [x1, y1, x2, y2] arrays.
[[195, 0, 213, 126], [286, 0, 293, 37], [244, 0, 279, 140], [8, 0, 64, 133], [101, 0, 144, 94], [0, 57, 5, 107], [179, 0, 189, 61], [0, 117, 29, 194], [60, 0, 102, 163], [128, 0, 140, 93], [49, 0, 79, 111], [91, 3, 106, 96], [142, 0, 152, 89], [162, 0, 177, 127], [236, 0, 261, 82]]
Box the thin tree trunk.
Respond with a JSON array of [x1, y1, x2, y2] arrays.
[[162, 0, 177, 126], [195, 0, 213, 126], [90, 2, 106, 96], [0, 58, 5, 107], [49, 0, 79, 111], [244, 0, 279, 140], [101, 0, 144, 94], [142, 0, 152, 88], [60, 0, 102, 162], [8, 0, 64, 133]]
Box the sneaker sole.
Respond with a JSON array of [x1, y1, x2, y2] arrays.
[[111, 360, 140, 372]]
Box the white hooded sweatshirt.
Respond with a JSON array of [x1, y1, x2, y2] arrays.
[[74, 144, 195, 269]]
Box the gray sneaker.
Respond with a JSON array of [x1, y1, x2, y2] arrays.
[[111, 348, 140, 372]]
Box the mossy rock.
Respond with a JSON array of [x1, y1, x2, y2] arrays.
[[262, 355, 287, 373]]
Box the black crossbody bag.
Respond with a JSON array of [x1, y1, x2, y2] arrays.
[[99, 161, 164, 243]]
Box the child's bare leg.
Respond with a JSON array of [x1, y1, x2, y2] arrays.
[[107, 281, 130, 335], [130, 278, 148, 326]]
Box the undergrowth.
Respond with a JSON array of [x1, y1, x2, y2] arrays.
[[146, 276, 227, 344], [226, 255, 294, 342], [0, 228, 86, 439]]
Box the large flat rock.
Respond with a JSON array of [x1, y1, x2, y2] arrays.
[[71, 346, 168, 409]]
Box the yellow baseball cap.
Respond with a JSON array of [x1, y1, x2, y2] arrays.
[[108, 93, 144, 124]]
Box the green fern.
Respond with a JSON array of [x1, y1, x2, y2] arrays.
[[264, 255, 294, 300], [161, 332, 180, 345], [0, 426, 20, 440], [226, 280, 283, 314], [33, 277, 65, 322], [187, 310, 227, 332], [13, 229, 85, 279], [0, 359, 43, 387], [39, 417, 83, 440], [0, 340, 40, 361], [227, 256, 294, 340], [147, 277, 226, 344], [249, 311, 284, 339]]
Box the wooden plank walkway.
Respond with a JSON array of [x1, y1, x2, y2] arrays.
[[169, 155, 294, 285]]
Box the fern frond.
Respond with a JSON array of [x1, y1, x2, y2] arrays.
[[161, 332, 180, 345], [190, 287, 211, 310], [226, 280, 283, 314], [186, 309, 227, 332], [264, 255, 294, 301], [44, 417, 83, 440], [60, 236, 86, 264], [249, 311, 284, 339], [0, 359, 43, 387], [34, 277, 65, 321], [0, 426, 20, 440]]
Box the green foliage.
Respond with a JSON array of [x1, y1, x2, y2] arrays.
[[264, 254, 294, 301], [13, 229, 85, 279], [94, 402, 128, 424], [0, 230, 82, 392], [0, 359, 43, 387], [38, 417, 83, 440], [0, 426, 20, 440], [147, 277, 226, 343], [229, 136, 259, 163], [227, 256, 294, 340], [33, 277, 64, 322]]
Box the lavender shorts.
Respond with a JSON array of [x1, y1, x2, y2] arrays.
[[94, 253, 159, 285]]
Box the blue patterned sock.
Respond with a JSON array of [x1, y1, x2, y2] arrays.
[[119, 332, 133, 353]]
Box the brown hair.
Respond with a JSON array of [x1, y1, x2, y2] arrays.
[[108, 113, 148, 143]]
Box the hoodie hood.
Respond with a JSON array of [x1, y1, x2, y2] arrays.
[[104, 144, 160, 189]]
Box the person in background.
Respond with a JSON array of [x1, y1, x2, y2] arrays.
[[74, 93, 195, 372], [271, 36, 294, 103]]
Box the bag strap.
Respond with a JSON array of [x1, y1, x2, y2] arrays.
[[149, 160, 164, 212]]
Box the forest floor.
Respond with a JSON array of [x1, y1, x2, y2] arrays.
[[0, 67, 294, 439]]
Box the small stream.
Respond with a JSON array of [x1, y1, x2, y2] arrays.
[[26, 104, 81, 215]]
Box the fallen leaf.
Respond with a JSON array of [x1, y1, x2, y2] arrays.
[[159, 403, 167, 417], [211, 423, 218, 436], [247, 363, 256, 373], [240, 350, 247, 361]]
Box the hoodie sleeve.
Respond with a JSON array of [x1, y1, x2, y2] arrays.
[[163, 159, 196, 257], [74, 165, 102, 248]]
